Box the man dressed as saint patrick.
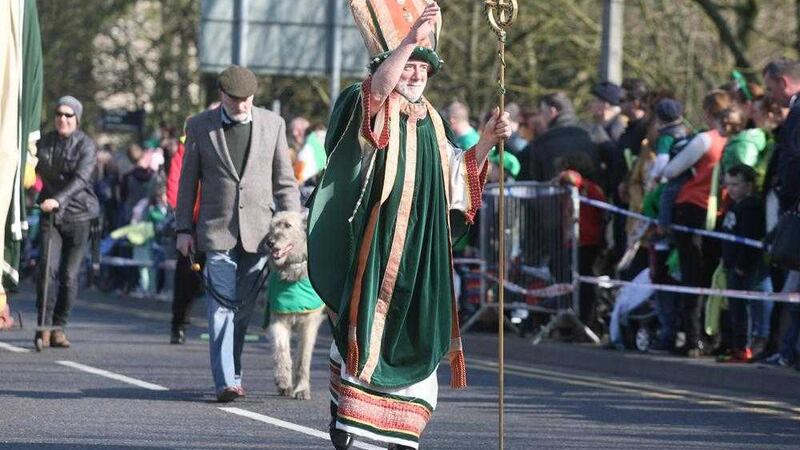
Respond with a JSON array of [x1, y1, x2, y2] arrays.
[[308, 1, 511, 449]]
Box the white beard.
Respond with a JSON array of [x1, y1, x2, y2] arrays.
[[229, 112, 249, 122], [395, 80, 426, 103], [223, 105, 250, 122]]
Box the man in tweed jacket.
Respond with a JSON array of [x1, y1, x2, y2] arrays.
[[176, 65, 300, 402]]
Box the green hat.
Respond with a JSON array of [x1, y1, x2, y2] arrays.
[[218, 65, 258, 98], [368, 47, 443, 75], [488, 149, 521, 178]]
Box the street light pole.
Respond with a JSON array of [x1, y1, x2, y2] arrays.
[[329, 0, 344, 111], [600, 0, 623, 84], [233, 0, 248, 66]]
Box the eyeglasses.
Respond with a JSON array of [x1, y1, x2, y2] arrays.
[[55, 111, 75, 118]]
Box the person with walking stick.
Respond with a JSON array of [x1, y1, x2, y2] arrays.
[[34, 96, 99, 350]]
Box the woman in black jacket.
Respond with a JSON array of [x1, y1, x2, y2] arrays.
[[35, 96, 98, 348]]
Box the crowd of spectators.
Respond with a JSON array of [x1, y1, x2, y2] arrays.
[[457, 59, 800, 370], [14, 59, 800, 371]]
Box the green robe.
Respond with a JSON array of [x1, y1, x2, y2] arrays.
[[309, 83, 473, 388]]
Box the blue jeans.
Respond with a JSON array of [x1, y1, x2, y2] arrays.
[[725, 269, 770, 350], [655, 291, 678, 346], [749, 277, 774, 339], [205, 243, 267, 392], [657, 177, 688, 228]]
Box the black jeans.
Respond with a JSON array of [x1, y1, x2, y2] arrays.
[[578, 245, 601, 327], [171, 252, 204, 331], [36, 217, 91, 327], [673, 203, 720, 347]]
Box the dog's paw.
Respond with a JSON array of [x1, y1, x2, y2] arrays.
[[293, 389, 311, 400], [277, 386, 293, 397]]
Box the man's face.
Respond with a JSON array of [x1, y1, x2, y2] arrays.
[[764, 74, 792, 107], [220, 91, 254, 121], [537, 102, 557, 125], [395, 61, 429, 102], [54, 106, 78, 137], [588, 97, 608, 122]]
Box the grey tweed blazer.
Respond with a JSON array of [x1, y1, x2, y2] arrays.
[[175, 106, 300, 253]]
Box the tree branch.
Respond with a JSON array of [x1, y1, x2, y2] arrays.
[[693, 0, 752, 68]]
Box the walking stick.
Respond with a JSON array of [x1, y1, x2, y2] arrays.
[[35, 208, 57, 352], [484, 1, 517, 448]]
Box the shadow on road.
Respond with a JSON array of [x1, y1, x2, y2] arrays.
[[0, 387, 204, 402]]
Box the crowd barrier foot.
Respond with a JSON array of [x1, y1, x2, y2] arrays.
[[460, 303, 520, 335], [531, 309, 600, 345]]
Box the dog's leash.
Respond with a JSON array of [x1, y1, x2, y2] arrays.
[[188, 251, 271, 312]]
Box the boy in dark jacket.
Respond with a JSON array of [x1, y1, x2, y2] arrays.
[[719, 164, 769, 362]]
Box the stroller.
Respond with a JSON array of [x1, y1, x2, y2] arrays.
[[603, 268, 660, 352]]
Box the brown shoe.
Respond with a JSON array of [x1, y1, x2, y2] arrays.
[[216, 386, 244, 403], [50, 330, 71, 348], [34, 330, 50, 348]]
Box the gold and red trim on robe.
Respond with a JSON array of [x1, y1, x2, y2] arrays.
[[463, 147, 489, 224], [329, 346, 437, 449]]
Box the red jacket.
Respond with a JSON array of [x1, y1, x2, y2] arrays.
[[676, 129, 725, 210], [166, 141, 200, 223], [559, 170, 606, 247]]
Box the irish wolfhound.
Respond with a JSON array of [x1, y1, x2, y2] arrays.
[[265, 211, 324, 400]]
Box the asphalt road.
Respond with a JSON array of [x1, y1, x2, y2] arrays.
[[1, 284, 799, 449]]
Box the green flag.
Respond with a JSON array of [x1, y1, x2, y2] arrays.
[[3, 0, 42, 290]]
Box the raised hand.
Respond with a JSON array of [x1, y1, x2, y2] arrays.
[[403, 2, 440, 46]]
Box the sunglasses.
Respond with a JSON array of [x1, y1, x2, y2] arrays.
[[55, 111, 75, 118]]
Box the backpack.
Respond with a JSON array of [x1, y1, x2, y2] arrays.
[[668, 133, 695, 159]]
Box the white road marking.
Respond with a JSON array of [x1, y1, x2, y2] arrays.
[[51, 357, 381, 448], [0, 341, 30, 353], [55, 360, 170, 391], [220, 407, 384, 450]]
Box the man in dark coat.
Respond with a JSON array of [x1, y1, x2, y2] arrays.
[[519, 92, 600, 182]]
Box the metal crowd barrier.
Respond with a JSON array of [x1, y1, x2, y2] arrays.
[[459, 181, 599, 343]]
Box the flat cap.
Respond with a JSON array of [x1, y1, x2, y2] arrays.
[[218, 65, 258, 98], [591, 81, 622, 106]]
